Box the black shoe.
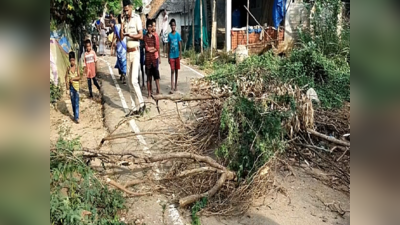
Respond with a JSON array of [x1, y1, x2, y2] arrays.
[[139, 105, 146, 115], [125, 109, 139, 118], [120, 75, 123, 81]]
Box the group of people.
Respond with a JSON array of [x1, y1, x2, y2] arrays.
[[65, 0, 183, 124]]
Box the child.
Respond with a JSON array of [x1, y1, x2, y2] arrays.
[[139, 25, 147, 88], [65, 52, 81, 124], [151, 19, 161, 65], [143, 19, 161, 97], [84, 40, 101, 98], [167, 19, 182, 94]]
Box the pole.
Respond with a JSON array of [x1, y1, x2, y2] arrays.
[[192, 0, 195, 50], [211, 0, 216, 57], [243, 5, 272, 41], [184, 0, 187, 51], [246, 0, 249, 47], [200, 0, 203, 53], [226, 0, 232, 52]]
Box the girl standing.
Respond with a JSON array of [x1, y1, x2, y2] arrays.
[[65, 52, 81, 124], [84, 41, 101, 98]]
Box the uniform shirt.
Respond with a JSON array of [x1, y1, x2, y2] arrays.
[[168, 32, 182, 59], [124, 12, 142, 49]]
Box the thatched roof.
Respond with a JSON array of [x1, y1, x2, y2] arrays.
[[149, 0, 193, 19], [148, 0, 168, 18]]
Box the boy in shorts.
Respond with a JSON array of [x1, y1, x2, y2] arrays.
[[167, 19, 182, 94], [143, 19, 161, 97]]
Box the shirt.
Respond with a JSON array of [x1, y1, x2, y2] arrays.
[[162, 14, 169, 33], [84, 50, 97, 65], [154, 32, 160, 59], [124, 13, 142, 48], [143, 34, 158, 69], [168, 32, 182, 59], [68, 67, 80, 91]]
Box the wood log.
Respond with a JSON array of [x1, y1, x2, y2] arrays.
[[179, 172, 227, 207], [306, 129, 350, 147]]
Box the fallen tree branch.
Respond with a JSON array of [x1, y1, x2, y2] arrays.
[[152, 93, 230, 102], [176, 167, 223, 178], [307, 129, 350, 147], [100, 132, 183, 144], [124, 180, 146, 188], [106, 178, 151, 197], [179, 172, 227, 208]]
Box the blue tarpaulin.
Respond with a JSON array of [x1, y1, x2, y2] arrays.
[[272, 0, 287, 29]]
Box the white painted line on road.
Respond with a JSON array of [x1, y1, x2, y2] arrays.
[[182, 63, 204, 77], [168, 204, 184, 225], [101, 57, 183, 224], [99, 58, 148, 148]]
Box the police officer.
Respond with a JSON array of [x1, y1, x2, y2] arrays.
[[121, 0, 146, 116]]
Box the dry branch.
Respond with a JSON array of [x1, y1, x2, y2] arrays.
[[100, 132, 182, 144], [106, 178, 151, 197], [124, 180, 146, 188], [177, 167, 224, 178], [307, 129, 350, 147], [152, 93, 230, 102], [179, 172, 228, 207]]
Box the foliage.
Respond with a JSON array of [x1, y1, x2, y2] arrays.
[[50, 137, 126, 225], [50, 0, 142, 40], [51, 81, 62, 104], [299, 0, 350, 62], [280, 43, 350, 108], [182, 48, 235, 71], [191, 197, 208, 225], [217, 97, 288, 178]]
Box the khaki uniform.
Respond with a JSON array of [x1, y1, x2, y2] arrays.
[[124, 12, 144, 110]]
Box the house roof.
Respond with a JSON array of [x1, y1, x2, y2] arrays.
[[149, 0, 193, 19]]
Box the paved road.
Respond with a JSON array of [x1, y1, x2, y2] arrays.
[[95, 52, 204, 225]]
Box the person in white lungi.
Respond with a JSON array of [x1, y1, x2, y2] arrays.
[[121, 0, 146, 116]]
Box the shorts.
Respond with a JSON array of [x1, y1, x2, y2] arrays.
[[146, 61, 160, 80], [169, 58, 180, 70]]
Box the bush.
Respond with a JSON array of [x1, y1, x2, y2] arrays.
[[280, 43, 350, 108], [216, 97, 289, 179], [50, 137, 126, 225], [51, 81, 62, 104]]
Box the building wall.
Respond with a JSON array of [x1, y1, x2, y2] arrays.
[[231, 28, 284, 54]]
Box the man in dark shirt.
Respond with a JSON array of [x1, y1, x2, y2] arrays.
[[143, 19, 160, 97]]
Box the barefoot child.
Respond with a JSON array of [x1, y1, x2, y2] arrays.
[[167, 19, 182, 93], [84, 40, 101, 98], [143, 19, 161, 97], [65, 52, 81, 124]]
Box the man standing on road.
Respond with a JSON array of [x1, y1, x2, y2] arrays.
[[121, 0, 146, 116]]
